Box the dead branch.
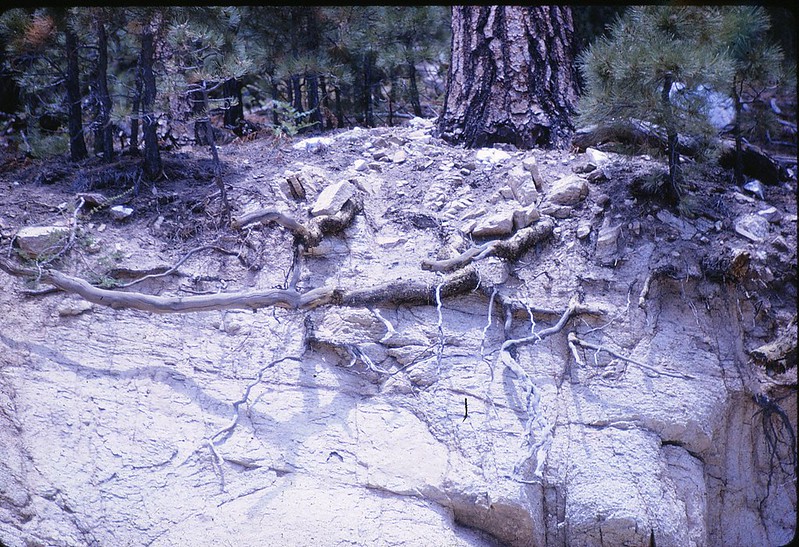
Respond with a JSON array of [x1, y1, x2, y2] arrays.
[[421, 217, 555, 272], [232, 195, 363, 248]]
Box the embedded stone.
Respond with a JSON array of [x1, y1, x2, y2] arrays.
[[15, 226, 70, 258], [547, 174, 589, 206], [470, 210, 515, 237], [512, 205, 541, 230], [734, 214, 770, 242], [310, 180, 356, 217]]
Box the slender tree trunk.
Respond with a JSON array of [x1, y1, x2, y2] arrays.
[[436, 6, 578, 149], [661, 72, 681, 202], [129, 59, 143, 156], [140, 29, 162, 181], [306, 73, 321, 130], [222, 77, 243, 128], [363, 52, 374, 127], [407, 56, 423, 118], [732, 81, 745, 186], [319, 74, 330, 129], [271, 77, 280, 127], [334, 85, 344, 128], [64, 28, 88, 161], [95, 20, 113, 162], [195, 82, 230, 224], [291, 74, 303, 114]]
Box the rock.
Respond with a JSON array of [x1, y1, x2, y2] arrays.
[[470, 209, 515, 237], [281, 174, 307, 201], [521, 156, 545, 190], [15, 226, 70, 258], [371, 149, 388, 161], [743, 179, 766, 200], [310, 180, 356, 217], [292, 136, 334, 153], [539, 204, 572, 219], [391, 150, 407, 164], [587, 167, 609, 183], [757, 206, 782, 223], [595, 222, 622, 264], [771, 235, 789, 251], [109, 205, 134, 221], [506, 165, 538, 206], [546, 174, 589, 206], [57, 299, 93, 317], [512, 205, 541, 230], [585, 147, 610, 167], [572, 162, 596, 174], [474, 148, 511, 165], [656, 210, 697, 240], [353, 159, 369, 172], [576, 222, 592, 239], [407, 116, 434, 130], [733, 191, 755, 204], [734, 213, 770, 242]]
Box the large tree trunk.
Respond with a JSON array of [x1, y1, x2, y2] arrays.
[[64, 27, 88, 161], [436, 6, 578, 149], [140, 29, 162, 181]]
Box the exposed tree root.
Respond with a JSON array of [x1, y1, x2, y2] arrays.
[[231, 195, 363, 248], [498, 296, 607, 481], [0, 256, 483, 314], [567, 333, 696, 380], [421, 216, 554, 272]]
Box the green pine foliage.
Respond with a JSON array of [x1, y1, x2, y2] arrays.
[[578, 6, 733, 149], [578, 6, 788, 199]]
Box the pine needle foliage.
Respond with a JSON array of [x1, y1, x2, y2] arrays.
[[578, 7, 735, 201]]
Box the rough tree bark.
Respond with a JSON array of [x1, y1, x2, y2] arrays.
[[64, 25, 88, 161], [94, 20, 114, 162], [436, 6, 579, 149]]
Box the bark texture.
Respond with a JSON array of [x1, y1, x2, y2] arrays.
[[437, 6, 578, 149], [140, 29, 162, 180], [64, 27, 88, 162]]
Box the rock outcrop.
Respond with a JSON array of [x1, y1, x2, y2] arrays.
[[0, 117, 796, 547]]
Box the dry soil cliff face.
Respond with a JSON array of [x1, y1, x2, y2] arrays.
[[0, 118, 796, 546]]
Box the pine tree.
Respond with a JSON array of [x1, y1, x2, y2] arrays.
[[578, 7, 734, 202], [717, 6, 784, 185]]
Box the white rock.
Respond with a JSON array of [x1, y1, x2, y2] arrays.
[[756, 206, 782, 223], [292, 136, 334, 153], [470, 209, 515, 237], [506, 165, 538, 206], [512, 205, 541, 230], [58, 299, 93, 317], [576, 222, 592, 239], [310, 180, 356, 217], [547, 174, 589, 206], [391, 150, 407, 164], [734, 213, 770, 242], [521, 155, 546, 190], [585, 147, 610, 167], [474, 148, 511, 164], [110, 205, 134, 221], [15, 226, 70, 258], [595, 222, 621, 263], [407, 117, 434, 130], [353, 159, 369, 172]]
